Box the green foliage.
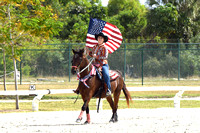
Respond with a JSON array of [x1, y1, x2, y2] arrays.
[[180, 50, 200, 77], [107, 0, 126, 16], [189, 33, 200, 43], [21, 49, 67, 77], [147, 3, 178, 39], [144, 57, 161, 77], [147, 0, 200, 43], [107, 0, 147, 42], [58, 0, 107, 42], [22, 65, 31, 76], [118, 9, 147, 41], [0, 0, 63, 58], [1, 0, 199, 44], [160, 52, 178, 77], [0, 53, 13, 75]]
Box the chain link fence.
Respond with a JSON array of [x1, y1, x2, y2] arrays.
[[0, 43, 199, 85]]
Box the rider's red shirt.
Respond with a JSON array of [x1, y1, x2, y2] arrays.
[[89, 43, 108, 66]]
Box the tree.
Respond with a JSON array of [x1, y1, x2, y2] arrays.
[[107, 0, 126, 16], [147, 0, 200, 43], [108, 0, 147, 42], [146, 3, 179, 40], [58, 0, 107, 42], [0, 44, 8, 91], [0, 0, 63, 109]]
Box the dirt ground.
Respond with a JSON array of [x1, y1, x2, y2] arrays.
[[0, 108, 200, 133]]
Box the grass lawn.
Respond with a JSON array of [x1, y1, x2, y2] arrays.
[[1, 99, 200, 113]]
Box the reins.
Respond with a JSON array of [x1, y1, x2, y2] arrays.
[[79, 58, 95, 74], [72, 57, 95, 75]]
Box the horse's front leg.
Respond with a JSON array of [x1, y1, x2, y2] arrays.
[[76, 100, 87, 123], [76, 100, 91, 124]]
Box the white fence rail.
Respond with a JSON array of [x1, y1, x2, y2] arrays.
[[127, 86, 200, 91], [0, 89, 73, 96], [0, 86, 200, 111]]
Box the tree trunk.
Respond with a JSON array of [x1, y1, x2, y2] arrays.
[[3, 49, 7, 91], [8, 4, 19, 109], [12, 47, 19, 109]]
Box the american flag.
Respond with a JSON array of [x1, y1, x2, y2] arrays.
[[86, 18, 123, 53]]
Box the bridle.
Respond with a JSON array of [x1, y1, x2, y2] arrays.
[[72, 57, 95, 74]]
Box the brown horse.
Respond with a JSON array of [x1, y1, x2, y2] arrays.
[[71, 48, 132, 124]]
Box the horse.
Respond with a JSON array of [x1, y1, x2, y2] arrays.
[[71, 48, 132, 124]]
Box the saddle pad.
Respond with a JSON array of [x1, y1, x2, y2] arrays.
[[109, 70, 119, 80]]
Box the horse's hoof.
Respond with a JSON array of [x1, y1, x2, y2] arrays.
[[76, 118, 82, 123], [109, 115, 118, 123], [114, 119, 118, 123], [109, 119, 118, 123], [84, 121, 90, 124], [114, 117, 118, 122], [109, 119, 114, 123]]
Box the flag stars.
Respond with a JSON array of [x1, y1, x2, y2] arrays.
[[89, 19, 106, 35]]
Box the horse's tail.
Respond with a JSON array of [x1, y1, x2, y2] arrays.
[[122, 81, 133, 108]]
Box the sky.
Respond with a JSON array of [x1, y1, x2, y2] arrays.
[[101, 0, 147, 6]]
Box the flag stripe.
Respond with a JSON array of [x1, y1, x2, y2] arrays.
[[105, 24, 122, 37], [106, 45, 114, 53], [86, 38, 97, 43], [104, 24, 122, 38], [102, 30, 122, 44], [103, 29, 122, 43], [104, 28, 122, 41], [86, 41, 97, 45], [106, 42, 119, 50], [107, 40, 120, 49], [106, 42, 116, 51]]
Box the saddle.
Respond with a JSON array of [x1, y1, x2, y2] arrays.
[[94, 65, 119, 81]]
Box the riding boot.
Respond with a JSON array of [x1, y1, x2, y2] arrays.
[[104, 83, 111, 96], [106, 89, 111, 96], [73, 88, 79, 94]]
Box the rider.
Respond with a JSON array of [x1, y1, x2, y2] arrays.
[[73, 32, 111, 96], [89, 32, 111, 96]]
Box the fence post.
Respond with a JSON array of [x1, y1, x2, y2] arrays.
[[141, 49, 144, 86], [68, 43, 71, 82], [124, 43, 126, 81], [178, 41, 180, 81]]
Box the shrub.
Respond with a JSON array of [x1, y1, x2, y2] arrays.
[[160, 53, 178, 77], [144, 57, 161, 77], [23, 65, 31, 76]]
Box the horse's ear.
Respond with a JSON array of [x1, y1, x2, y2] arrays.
[[72, 49, 76, 54]]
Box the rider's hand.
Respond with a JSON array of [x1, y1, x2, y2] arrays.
[[93, 54, 99, 59], [93, 54, 97, 58]]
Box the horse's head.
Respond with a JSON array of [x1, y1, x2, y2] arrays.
[[71, 48, 85, 75]]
